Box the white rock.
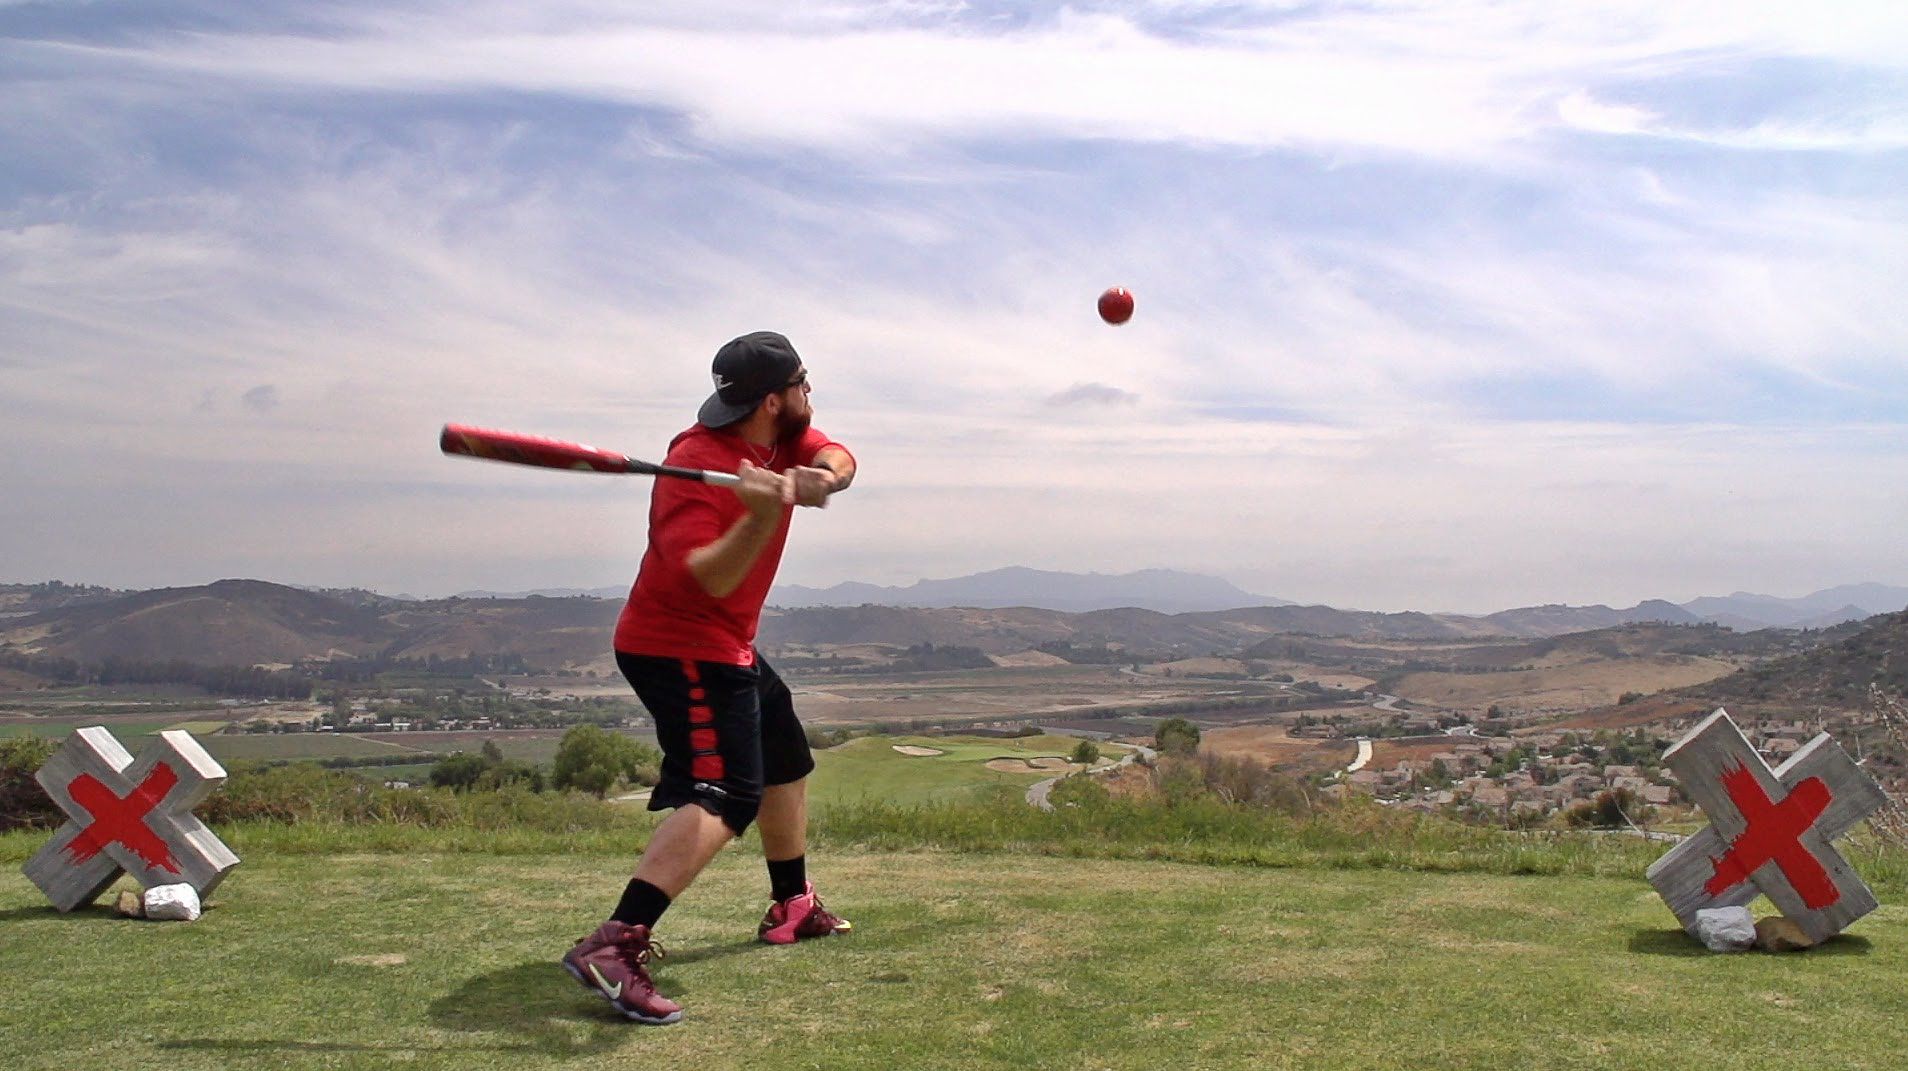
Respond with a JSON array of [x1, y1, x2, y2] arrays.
[[143, 883, 203, 922], [1694, 906, 1756, 952]]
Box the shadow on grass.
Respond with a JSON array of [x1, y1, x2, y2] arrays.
[[1628, 928, 1875, 957], [159, 961, 643, 1058], [0, 903, 111, 922], [660, 935, 763, 967], [427, 961, 645, 1053]]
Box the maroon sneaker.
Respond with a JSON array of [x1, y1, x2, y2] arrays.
[[561, 921, 682, 1024], [758, 881, 853, 945]]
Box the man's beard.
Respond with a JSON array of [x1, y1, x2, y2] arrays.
[[775, 407, 811, 442]]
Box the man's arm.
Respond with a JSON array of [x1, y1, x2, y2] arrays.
[[814, 446, 855, 492], [685, 461, 793, 598], [791, 446, 856, 507]]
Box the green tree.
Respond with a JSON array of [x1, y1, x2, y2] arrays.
[[480, 739, 506, 766], [476, 760, 546, 793], [429, 752, 490, 792], [1069, 740, 1102, 766], [1155, 717, 1201, 757], [552, 724, 661, 798], [327, 689, 352, 730]]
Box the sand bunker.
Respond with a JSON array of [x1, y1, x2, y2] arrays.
[[983, 756, 1073, 773], [891, 745, 945, 756]]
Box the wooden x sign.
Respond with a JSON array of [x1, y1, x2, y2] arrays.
[[1647, 708, 1885, 945], [22, 727, 240, 913]]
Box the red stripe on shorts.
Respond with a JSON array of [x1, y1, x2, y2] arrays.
[[682, 659, 725, 780]]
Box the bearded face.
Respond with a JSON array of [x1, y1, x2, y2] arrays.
[[775, 405, 811, 442]]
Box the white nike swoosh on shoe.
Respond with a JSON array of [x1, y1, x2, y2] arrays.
[[587, 963, 623, 1001]]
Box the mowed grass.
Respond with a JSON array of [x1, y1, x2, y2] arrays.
[[200, 733, 426, 762], [4, 848, 1908, 1071], [0, 718, 194, 739], [810, 734, 1092, 807]]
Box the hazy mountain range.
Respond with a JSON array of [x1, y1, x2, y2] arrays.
[[455, 568, 1906, 627], [2, 573, 1901, 674], [766, 567, 1291, 615], [2, 576, 1902, 679]]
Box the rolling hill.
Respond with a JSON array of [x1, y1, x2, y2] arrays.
[[0, 579, 1892, 684], [1690, 608, 1908, 709]]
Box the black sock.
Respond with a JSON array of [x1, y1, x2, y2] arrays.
[[767, 855, 807, 902], [610, 879, 671, 930]]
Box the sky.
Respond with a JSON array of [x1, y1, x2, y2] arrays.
[[2, 1, 1905, 614]]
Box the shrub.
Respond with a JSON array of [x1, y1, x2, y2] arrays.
[[200, 763, 457, 825], [806, 725, 856, 750], [1564, 787, 1652, 830], [476, 760, 545, 793], [1069, 740, 1101, 766], [195, 763, 599, 831], [551, 725, 660, 798], [1155, 717, 1200, 757], [1195, 752, 1314, 815], [0, 734, 61, 832], [429, 753, 492, 792], [1047, 774, 1109, 808]]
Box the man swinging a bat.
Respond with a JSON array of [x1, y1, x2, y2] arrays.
[[561, 330, 857, 1024]]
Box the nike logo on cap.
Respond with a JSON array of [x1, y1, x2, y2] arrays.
[[714, 374, 733, 389]]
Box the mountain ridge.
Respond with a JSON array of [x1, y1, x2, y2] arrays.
[[2, 576, 1890, 673]]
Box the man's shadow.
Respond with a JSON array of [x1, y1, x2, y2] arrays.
[[426, 937, 764, 1050]]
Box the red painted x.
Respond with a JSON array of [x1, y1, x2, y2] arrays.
[[64, 762, 182, 874], [1704, 763, 1837, 909]]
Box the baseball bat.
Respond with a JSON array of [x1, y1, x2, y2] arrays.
[[439, 424, 742, 486]]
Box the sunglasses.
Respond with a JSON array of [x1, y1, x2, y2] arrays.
[[783, 370, 810, 391]]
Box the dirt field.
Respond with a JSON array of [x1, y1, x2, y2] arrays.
[[1202, 723, 1356, 774], [782, 664, 1276, 727], [1367, 737, 1476, 769], [1539, 696, 1714, 733], [1386, 656, 1737, 716], [990, 650, 1070, 668], [1139, 657, 1250, 676]]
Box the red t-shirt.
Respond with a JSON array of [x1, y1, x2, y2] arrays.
[[613, 424, 851, 665]]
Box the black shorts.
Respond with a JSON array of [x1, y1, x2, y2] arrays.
[[615, 649, 815, 834]]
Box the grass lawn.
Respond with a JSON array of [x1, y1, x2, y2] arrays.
[[0, 718, 194, 739], [811, 734, 1094, 807], [200, 733, 428, 762], [4, 847, 1907, 1071]]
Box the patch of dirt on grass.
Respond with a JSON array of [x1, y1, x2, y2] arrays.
[[1367, 738, 1474, 768], [891, 744, 945, 756], [1389, 657, 1736, 715], [1204, 723, 1355, 773], [336, 953, 407, 967], [1144, 657, 1251, 676], [990, 649, 1070, 668], [1099, 763, 1155, 799]]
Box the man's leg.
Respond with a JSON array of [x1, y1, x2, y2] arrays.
[[565, 654, 764, 1024], [634, 804, 736, 898], [750, 653, 848, 942], [758, 778, 808, 865]]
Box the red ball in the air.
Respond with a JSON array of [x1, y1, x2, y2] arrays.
[[1097, 286, 1134, 325]]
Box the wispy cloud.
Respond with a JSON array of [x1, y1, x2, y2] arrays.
[[1046, 382, 1140, 408], [2, 1, 1904, 608]]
